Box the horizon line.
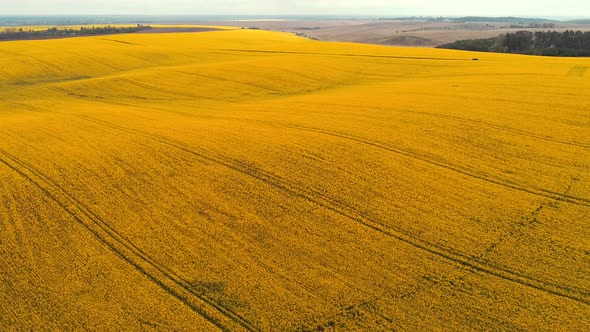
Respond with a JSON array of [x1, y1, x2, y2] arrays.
[[1, 14, 589, 19]]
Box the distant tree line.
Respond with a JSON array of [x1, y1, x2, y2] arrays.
[[437, 30, 590, 56], [0, 24, 152, 41]]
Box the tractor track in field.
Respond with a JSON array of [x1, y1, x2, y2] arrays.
[[234, 119, 590, 206], [0, 148, 258, 332], [281, 101, 590, 149], [69, 99, 590, 203], [396, 90, 590, 119], [380, 107, 590, 149], [213, 48, 468, 61], [74, 114, 590, 306], [164, 69, 283, 94], [167, 114, 590, 207], [118, 78, 205, 99], [481, 180, 577, 260], [94, 95, 590, 151]]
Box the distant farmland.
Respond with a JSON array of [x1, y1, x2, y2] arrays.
[[0, 27, 589, 331]]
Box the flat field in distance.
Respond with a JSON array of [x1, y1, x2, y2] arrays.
[[227, 19, 590, 47], [0, 27, 589, 331]]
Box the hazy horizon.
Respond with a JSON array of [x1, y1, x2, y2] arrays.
[[1, 1, 589, 18], [1, 14, 589, 20]]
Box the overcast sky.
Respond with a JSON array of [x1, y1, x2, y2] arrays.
[[0, 0, 588, 17]]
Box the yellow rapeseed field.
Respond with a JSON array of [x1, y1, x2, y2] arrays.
[[0, 28, 589, 331], [0, 24, 236, 33]]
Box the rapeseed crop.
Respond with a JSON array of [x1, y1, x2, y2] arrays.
[[1, 28, 589, 331]]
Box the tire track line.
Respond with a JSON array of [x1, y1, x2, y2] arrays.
[[76, 115, 590, 306], [163, 69, 283, 94], [0, 148, 257, 332], [289, 101, 590, 149], [90, 97, 590, 150], [379, 107, 590, 149], [213, 48, 468, 61], [207, 117, 590, 207], [72, 100, 589, 205]]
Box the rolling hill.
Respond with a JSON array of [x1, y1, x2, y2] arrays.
[[1, 28, 589, 331]]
